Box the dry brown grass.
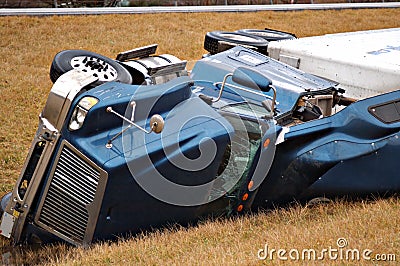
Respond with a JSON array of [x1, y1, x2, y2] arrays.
[[3, 198, 399, 265], [0, 8, 400, 265]]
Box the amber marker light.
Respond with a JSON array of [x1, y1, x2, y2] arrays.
[[248, 180, 254, 190], [263, 138, 271, 148], [242, 193, 249, 201]]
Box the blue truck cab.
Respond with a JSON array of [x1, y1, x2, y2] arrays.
[[1, 46, 399, 246]]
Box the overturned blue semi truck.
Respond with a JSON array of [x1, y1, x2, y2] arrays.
[[1, 43, 399, 246]]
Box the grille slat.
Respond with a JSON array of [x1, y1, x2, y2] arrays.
[[40, 200, 87, 237], [52, 175, 95, 204], [40, 210, 86, 239], [37, 144, 102, 243], [61, 148, 99, 180], [58, 155, 99, 185], [43, 191, 89, 227], [56, 161, 98, 193]]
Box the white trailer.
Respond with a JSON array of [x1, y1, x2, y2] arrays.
[[267, 28, 400, 99]]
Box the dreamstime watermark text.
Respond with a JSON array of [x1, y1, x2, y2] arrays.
[[257, 238, 396, 262]]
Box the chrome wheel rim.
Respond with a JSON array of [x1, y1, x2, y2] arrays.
[[71, 56, 118, 82]]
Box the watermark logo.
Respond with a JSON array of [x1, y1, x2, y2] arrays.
[[119, 62, 277, 207], [257, 238, 396, 262], [368, 45, 400, 55]]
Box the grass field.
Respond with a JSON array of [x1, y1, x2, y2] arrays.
[[0, 8, 400, 265]]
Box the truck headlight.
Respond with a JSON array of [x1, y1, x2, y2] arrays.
[[69, 97, 99, 131]]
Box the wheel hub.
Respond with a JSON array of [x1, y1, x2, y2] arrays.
[[71, 56, 118, 82]]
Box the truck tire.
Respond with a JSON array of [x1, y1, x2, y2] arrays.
[[50, 50, 132, 85], [204, 31, 269, 55], [237, 29, 296, 42]]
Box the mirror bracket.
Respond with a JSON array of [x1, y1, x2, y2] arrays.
[[212, 67, 277, 116], [105, 101, 164, 148]]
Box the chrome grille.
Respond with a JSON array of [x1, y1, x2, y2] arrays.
[[37, 142, 103, 243]]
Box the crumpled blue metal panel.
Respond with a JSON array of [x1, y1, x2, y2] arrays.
[[191, 46, 337, 121], [253, 89, 400, 207]]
